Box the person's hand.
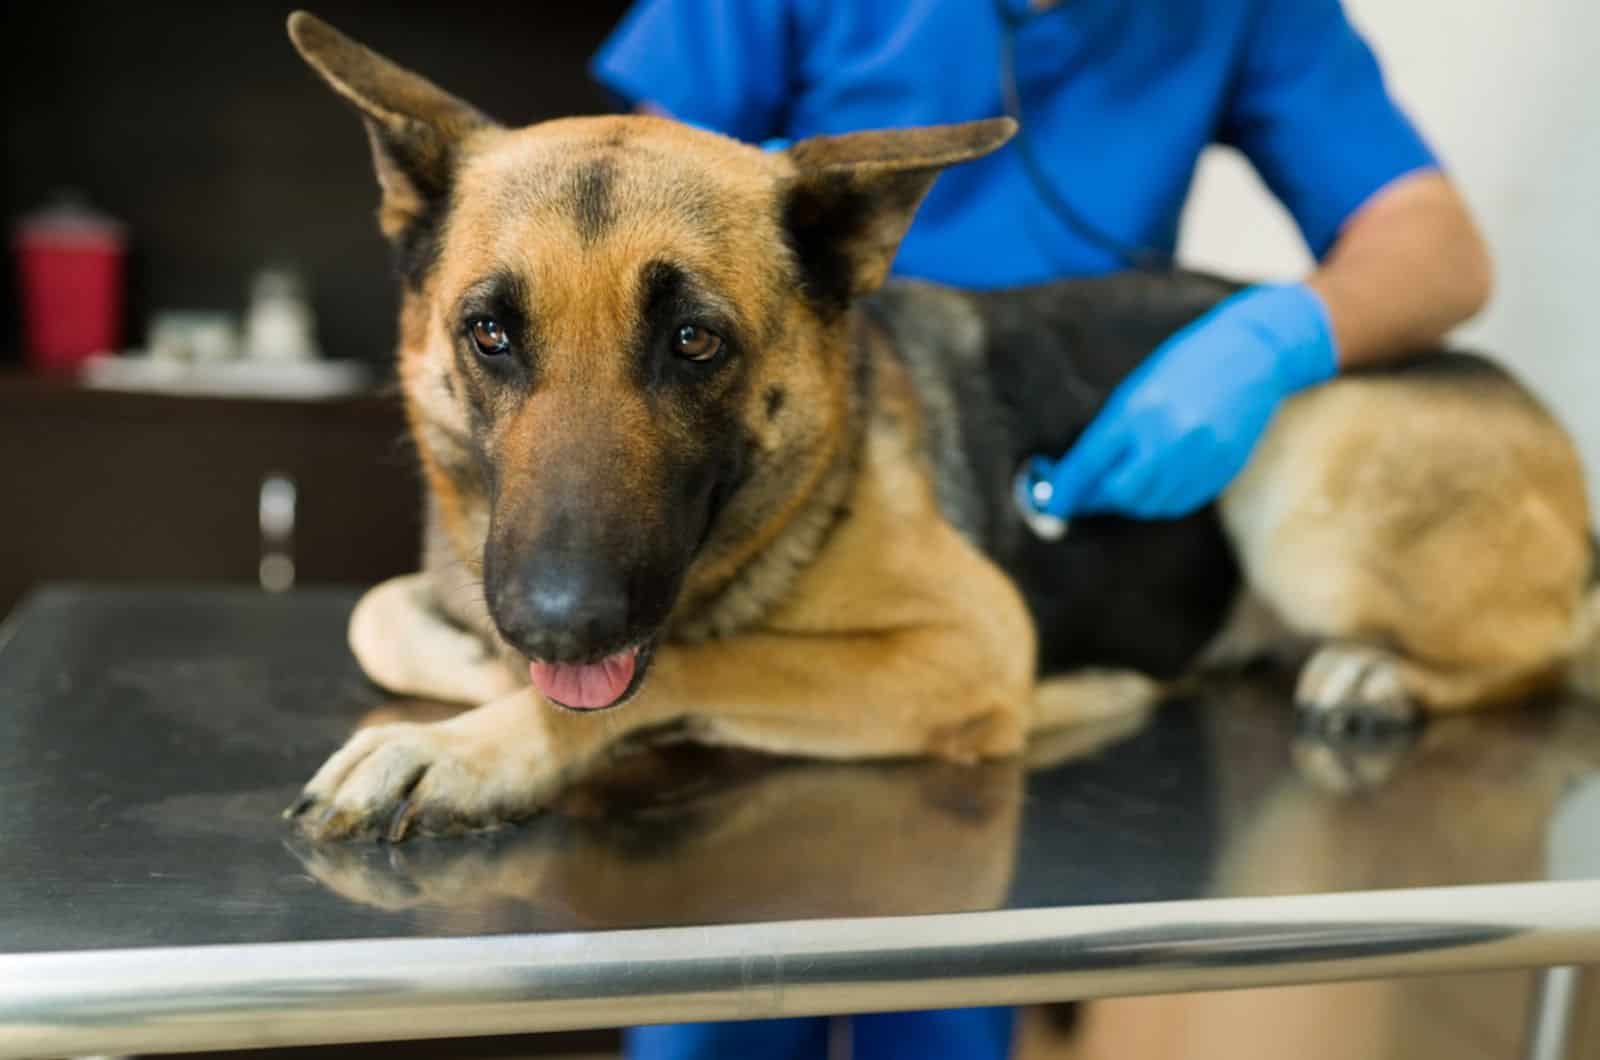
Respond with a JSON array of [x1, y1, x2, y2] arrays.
[[1034, 283, 1339, 520]]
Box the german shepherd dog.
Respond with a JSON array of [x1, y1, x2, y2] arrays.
[[284, 13, 1600, 841]]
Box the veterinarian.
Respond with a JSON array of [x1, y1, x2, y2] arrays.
[[592, 0, 1490, 1057]]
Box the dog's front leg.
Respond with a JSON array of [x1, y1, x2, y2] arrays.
[[292, 619, 1032, 841]]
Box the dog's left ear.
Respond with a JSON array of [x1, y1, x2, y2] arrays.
[[288, 11, 499, 257], [782, 118, 1016, 312]]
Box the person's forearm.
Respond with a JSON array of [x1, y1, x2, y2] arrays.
[[1306, 169, 1493, 369]]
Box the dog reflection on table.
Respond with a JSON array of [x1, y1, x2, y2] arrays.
[[1058, 691, 1600, 1060], [290, 699, 1043, 929]]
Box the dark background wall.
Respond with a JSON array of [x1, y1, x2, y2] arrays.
[[1, 3, 637, 617], [2, 1, 633, 369]]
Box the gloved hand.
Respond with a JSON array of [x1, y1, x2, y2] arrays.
[[1031, 282, 1339, 520]]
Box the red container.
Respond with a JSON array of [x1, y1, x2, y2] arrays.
[[13, 198, 127, 373]]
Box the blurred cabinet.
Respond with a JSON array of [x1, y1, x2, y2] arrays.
[[0, 375, 422, 616]]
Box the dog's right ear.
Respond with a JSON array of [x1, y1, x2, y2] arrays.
[[288, 11, 497, 265]]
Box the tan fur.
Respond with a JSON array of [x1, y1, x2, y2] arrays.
[[285, 13, 1597, 841]]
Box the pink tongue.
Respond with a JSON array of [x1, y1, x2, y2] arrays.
[[528, 647, 638, 710]]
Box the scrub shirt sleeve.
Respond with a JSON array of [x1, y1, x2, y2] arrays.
[[590, 0, 795, 142], [1220, 0, 1440, 258]]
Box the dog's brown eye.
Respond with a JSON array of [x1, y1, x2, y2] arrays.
[[672, 324, 723, 362], [468, 317, 510, 357]]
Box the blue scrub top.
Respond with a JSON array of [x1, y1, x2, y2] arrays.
[[592, 0, 1438, 288]]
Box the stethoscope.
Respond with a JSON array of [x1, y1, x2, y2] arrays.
[[994, 0, 1172, 540]]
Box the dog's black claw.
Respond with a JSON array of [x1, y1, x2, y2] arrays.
[[283, 792, 317, 820], [385, 798, 418, 843], [310, 804, 345, 835]]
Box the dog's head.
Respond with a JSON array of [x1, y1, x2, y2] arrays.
[[289, 12, 1012, 710]]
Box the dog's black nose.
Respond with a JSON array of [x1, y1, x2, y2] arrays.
[[492, 560, 633, 662]]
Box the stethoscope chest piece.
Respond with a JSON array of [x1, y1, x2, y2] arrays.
[[1012, 459, 1070, 541]]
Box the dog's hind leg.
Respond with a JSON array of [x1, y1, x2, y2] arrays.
[[1222, 365, 1593, 722]]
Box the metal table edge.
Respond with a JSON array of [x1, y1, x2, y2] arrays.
[[3, 878, 1597, 1058]]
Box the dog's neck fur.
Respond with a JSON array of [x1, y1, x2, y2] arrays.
[[667, 312, 879, 642]]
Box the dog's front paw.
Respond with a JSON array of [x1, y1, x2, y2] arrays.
[[288, 716, 558, 842]]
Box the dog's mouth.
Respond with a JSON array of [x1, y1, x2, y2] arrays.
[[527, 639, 657, 712]]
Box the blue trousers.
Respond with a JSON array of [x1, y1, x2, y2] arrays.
[[626, 1008, 1015, 1060]]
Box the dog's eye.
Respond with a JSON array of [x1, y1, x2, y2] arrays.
[[467, 317, 511, 357], [671, 324, 723, 363]]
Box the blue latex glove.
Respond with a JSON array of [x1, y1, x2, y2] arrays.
[[1031, 282, 1338, 520]]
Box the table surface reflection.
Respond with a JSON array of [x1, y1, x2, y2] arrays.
[[2, 586, 1598, 1055]]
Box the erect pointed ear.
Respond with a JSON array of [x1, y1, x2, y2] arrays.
[[781, 118, 1016, 312], [287, 11, 498, 272]]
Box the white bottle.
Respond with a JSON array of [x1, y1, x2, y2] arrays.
[[244, 268, 320, 361]]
